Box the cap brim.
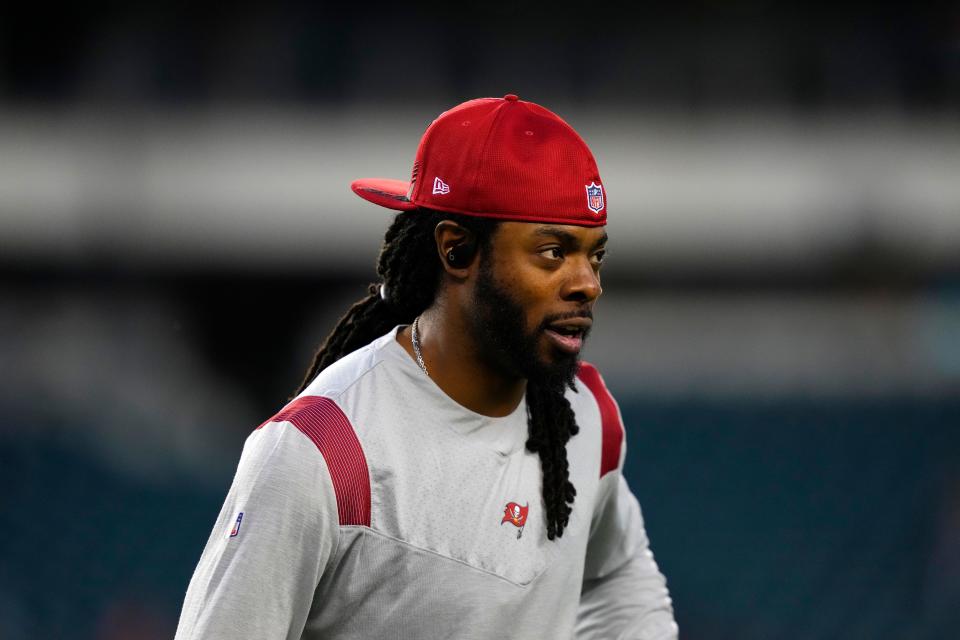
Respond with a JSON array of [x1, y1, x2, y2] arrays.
[[351, 178, 416, 211]]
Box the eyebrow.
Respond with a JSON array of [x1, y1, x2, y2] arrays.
[[533, 226, 608, 250]]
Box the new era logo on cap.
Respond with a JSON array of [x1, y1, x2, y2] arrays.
[[432, 177, 450, 195]]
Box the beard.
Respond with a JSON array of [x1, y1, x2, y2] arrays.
[[468, 256, 590, 391]]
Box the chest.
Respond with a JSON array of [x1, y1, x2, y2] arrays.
[[356, 410, 603, 587]]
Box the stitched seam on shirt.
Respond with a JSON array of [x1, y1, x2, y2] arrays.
[[267, 424, 344, 585], [286, 426, 344, 575], [321, 357, 387, 403], [338, 525, 554, 589]]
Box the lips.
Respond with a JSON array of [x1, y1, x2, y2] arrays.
[[545, 328, 583, 353], [543, 317, 592, 355]]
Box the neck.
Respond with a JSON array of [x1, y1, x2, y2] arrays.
[[399, 306, 526, 417]]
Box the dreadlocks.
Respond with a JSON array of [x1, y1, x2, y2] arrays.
[[293, 209, 580, 540]]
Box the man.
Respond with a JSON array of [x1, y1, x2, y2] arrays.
[[175, 94, 677, 639]]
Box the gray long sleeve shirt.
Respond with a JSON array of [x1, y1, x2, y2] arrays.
[[175, 327, 677, 639]]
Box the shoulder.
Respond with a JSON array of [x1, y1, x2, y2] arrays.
[[227, 414, 343, 531], [248, 330, 406, 528], [573, 361, 626, 478], [255, 395, 371, 527]]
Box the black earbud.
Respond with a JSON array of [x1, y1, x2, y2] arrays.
[[446, 241, 476, 268]]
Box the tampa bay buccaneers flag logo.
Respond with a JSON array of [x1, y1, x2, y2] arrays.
[[501, 502, 529, 539]]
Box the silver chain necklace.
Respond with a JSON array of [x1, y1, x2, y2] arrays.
[[411, 316, 429, 377]]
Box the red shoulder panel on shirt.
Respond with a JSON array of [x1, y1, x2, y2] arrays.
[[257, 396, 371, 527], [576, 362, 624, 479]]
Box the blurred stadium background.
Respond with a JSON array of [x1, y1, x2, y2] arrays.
[[2, 3, 959, 638]]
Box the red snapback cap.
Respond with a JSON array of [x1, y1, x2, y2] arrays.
[[351, 94, 607, 227]]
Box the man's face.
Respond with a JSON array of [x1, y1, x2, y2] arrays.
[[467, 222, 607, 387]]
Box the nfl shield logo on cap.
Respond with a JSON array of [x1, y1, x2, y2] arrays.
[[585, 182, 604, 214]]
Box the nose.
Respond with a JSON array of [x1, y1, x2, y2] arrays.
[[560, 257, 602, 303]]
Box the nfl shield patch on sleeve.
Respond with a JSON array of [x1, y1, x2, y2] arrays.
[[229, 512, 244, 537]]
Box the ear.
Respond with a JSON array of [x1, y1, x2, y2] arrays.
[[435, 221, 479, 277]]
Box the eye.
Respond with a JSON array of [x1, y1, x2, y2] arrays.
[[591, 249, 607, 266], [539, 247, 564, 261]]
